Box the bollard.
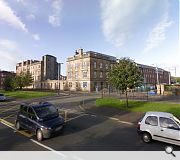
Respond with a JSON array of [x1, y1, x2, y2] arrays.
[[64, 110, 67, 123]]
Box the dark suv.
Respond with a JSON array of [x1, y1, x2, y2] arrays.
[[15, 102, 65, 141]]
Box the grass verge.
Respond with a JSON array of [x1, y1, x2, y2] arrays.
[[1, 90, 55, 99], [96, 97, 180, 117]]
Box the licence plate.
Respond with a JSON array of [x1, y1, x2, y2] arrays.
[[55, 126, 62, 131]]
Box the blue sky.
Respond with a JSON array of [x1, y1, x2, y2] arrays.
[[0, 0, 179, 76]]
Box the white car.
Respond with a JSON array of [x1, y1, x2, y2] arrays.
[[137, 112, 180, 146], [0, 93, 7, 101]]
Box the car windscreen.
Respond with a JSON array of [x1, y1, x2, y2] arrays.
[[34, 105, 58, 119]]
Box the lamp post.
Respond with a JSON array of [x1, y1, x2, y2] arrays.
[[58, 62, 63, 95]]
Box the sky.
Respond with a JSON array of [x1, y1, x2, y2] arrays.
[[0, 0, 179, 76]]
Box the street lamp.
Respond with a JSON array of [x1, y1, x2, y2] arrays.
[[152, 64, 159, 85], [58, 62, 63, 95]]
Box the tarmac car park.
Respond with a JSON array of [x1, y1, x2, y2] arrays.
[[0, 97, 180, 151]]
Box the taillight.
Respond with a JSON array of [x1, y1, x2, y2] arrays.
[[137, 122, 141, 130]]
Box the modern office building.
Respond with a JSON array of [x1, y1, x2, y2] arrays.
[[0, 70, 15, 89], [66, 49, 117, 91]]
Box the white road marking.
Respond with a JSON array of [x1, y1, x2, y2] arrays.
[[66, 114, 88, 122], [30, 139, 66, 158], [108, 117, 134, 125], [1, 120, 15, 129], [0, 118, 65, 155]]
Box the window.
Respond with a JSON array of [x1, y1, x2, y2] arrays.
[[159, 117, 179, 130], [76, 82, 79, 88], [100, 63, 103, 68], [105, 64, 108, 69], [100, 72, 103, 78], [75, 71, 78, 80], [20, 105, 28, 114], [83, 71, 87, 78], [145, 116, 158, 126], [94, 71, 97, 78], [75, 63, 78, 70], [69, 82, 72, 88], [28, 107, 36, 119], [83, 82, 87, 88], [94, 62, 97, 68], [82, 62, 86, 69]]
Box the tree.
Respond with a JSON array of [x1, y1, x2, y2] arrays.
[[15, 72, 33, 90], [3, 76, 15, 91], [108, 57, 143, 107]]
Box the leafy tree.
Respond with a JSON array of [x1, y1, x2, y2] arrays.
[[15, 71, 33, 90], [3, 76, 15, 91], [108, 57, 143, 107]]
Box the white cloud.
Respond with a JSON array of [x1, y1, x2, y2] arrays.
[[0, 0, 28, 32], [144, 13, 173, 52], [32, 34, 40, 41], [26, 13, 35, 20], [48, 0, 63, 27], [100, 0, 171, 49], [0, 39, 23, 70], [0, 39, 17, 50]]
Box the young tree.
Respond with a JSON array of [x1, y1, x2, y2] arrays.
[[108, 57, 143, 107], [15, 72, 33, 90]]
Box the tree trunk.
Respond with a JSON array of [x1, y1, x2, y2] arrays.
[[125, 90, 128, 107]]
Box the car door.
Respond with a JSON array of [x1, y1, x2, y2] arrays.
[[159, 117, 180, 145], [26, 107, 37, 133], [143, 116, 159, 137]]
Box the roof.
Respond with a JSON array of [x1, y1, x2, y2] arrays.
[[145, 111, 173, 118], [21, 102, 52, 108]]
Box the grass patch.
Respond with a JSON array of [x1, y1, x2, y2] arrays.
[[96, 97, 180, 117], [0, 90, 55, 99]]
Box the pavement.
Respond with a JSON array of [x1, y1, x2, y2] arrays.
[[0, 93, 180, 151]]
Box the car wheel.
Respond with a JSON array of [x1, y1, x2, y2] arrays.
[[36, 129, 43, 141], [15, 121, 21, 130], [142, 132, 152, 143]]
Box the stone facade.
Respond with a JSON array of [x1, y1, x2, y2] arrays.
[[66, 49, 117, 92], [16, 55, 65, 89]]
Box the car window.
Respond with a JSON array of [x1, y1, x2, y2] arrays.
[[145, 116, 158, 126], [28, 107, 36, 119], [0, 94, 4, 96], [20, 105, 28, 115], [34, 105, 58, 119], [159, 117, 179, 130]]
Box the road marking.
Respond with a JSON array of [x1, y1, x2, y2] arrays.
[[0, 118, 65, 154], [0, 118, 33, 137], [2, 113, 16, 120], [30, 139, 66, 157], [66, 113, 88, 122], [108, 117, 134, 125], [0, 105, 19, 113]]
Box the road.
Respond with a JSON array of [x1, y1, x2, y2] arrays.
[[0, 94, 180, 151]]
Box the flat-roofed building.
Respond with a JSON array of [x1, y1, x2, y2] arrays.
[[16, 55, 61, 89], [138, 64, 170, 86], [66, 49, 117, 91]]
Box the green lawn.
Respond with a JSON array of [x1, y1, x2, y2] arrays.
[[1, 90, 55, 99], [96, 98, 180, 117]]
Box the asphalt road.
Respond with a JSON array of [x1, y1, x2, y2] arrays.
[[0, 95, 180, 151]]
